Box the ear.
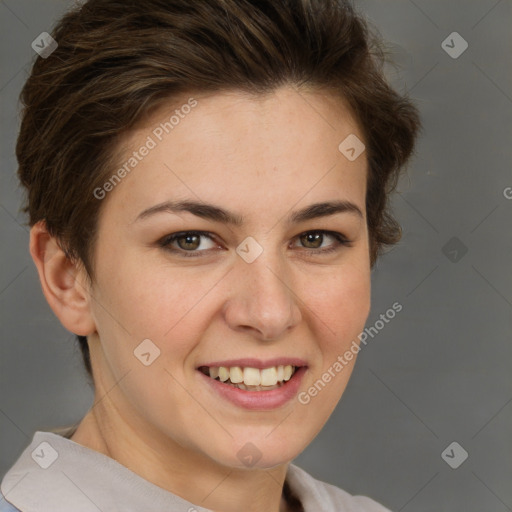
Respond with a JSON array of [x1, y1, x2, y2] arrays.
[[29, 220, 96, 336]]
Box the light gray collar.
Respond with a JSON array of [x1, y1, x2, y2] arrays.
[[1, 431, 317, 512]]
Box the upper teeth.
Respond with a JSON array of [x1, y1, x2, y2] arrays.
[[208, 365, 295, 386]]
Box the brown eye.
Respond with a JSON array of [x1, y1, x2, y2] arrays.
[[300, 232, 324, 249], [177, 233, 201, 250], [160, 231, 219, 256], [292, 230, 352, 254]]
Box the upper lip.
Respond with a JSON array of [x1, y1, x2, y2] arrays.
[[197, 358, 308, 369]]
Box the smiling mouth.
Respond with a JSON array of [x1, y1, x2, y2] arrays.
[[198, 365, 299, 391]]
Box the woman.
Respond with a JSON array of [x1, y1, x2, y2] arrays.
[[0, 0, 420, 510]]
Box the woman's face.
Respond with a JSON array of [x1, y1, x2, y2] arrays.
[[86, 86, 371, 469]]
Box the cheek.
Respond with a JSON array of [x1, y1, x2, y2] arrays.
[[96, 247, 178, 329], [296, 267, 370, 420], [92, 252, 226, 364], [303, 262, 371, 346]]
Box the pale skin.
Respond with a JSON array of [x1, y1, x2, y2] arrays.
[[30, 86, 371, 512]]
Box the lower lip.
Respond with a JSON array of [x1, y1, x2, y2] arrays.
[[198, 367, 307, 410]]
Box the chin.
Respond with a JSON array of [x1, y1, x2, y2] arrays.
[[213, 435, 304, 471]]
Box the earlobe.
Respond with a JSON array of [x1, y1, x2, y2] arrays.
[[29, 220, 96, 336]]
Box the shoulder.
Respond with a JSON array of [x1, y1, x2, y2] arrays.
[[0, 495, 21, 512], [286, 464, 393, 512], [0, 430, 95, 512]]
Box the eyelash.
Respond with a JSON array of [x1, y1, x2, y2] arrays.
[[158, 230, 352, 258]]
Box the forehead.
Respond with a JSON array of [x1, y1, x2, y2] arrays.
[[101, 87, 367, 224]]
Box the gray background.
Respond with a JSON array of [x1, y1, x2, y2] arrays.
[[1, 1, 511, 510]]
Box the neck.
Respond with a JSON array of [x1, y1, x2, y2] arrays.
[[70, 397, 293, 512]]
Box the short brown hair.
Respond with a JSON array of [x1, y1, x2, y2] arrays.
[[17, 0, 420, 378]]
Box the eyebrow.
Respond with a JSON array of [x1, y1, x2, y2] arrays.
[[135, 199, 363, 225]]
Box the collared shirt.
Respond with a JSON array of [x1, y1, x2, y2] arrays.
[[0, 431, 392, 512]]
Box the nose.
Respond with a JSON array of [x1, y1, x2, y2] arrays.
[[223, 254, 302, 341]]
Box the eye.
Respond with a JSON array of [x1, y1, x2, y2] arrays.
[[159, 231, 220, 256], [158, 229, 351, 258], [292, 230, 352, 253]]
